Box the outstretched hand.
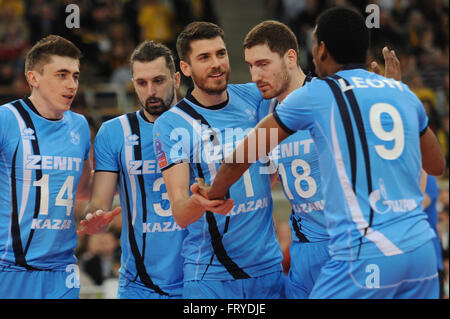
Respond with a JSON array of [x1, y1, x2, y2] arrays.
[[77, 206, 122, 236], [371, 46, 401, 81], [190, 178, 234, 215]]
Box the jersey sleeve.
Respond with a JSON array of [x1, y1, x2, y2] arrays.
[[94, 121, 120, 172], [153, 112, 191, 171], [416, 96, 429, 136], [404, 84, 429, 136], [0, 107, 10, 152], [273, 86, 314, 134]]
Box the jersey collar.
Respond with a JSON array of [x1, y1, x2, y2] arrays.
[[184, 87, 229, 110], [23, 97, 60, 121]]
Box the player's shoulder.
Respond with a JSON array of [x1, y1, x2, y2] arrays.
[[228, 82, 259, 93], [228, 82, 263, 101], [154, 101, 191, 129], [0, 99, 21, 117], [65, 109, 91, 127], [97, 112, 134, 136]]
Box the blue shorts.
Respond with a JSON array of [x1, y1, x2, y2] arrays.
[[117, 275, 182, 299], [286, 240, 329, 299], [183, 271, 285, 299], [0, 268, 80, 299], [309, 240, 439, 299]]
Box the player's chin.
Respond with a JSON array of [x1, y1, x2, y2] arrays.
[[59, 101, 72, 112], [206, 81, 227, 94], [261, 90, 276, 100], [60, 97, 74, 109]]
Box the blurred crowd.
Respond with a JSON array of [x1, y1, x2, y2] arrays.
[[0, 0, 448, 298], [0, 0, 217, 91]]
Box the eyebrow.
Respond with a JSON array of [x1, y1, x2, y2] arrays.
[[55, 69, 80, 74], [196, 48, 226, 58], [245, 58, 270, 65], [134, 74, 167, 81]]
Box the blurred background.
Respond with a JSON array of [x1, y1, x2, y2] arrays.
[[0, 0, 448, 298]]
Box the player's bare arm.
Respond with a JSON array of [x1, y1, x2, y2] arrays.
[[77, 171, 122, 235], [420, 127, 446, 176], [162, 162, 233, 228]]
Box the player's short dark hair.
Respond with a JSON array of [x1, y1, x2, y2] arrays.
[[244, 20, 299, 62], [315, 7, 369, 65], [130, 40, 176, 75], [176, 21, 225, 63], [25, 35, 82, 74]]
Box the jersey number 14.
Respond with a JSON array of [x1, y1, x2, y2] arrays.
[[33, 174, 74, 216]]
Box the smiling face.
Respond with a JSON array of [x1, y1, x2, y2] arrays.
[[132, 57, 180, 121], [180, 36, 230, 95], [27, 55, 80, 117], [244, 43, 290, 100]]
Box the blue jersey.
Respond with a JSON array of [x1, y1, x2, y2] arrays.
[[424, 175, 443, 271], [274, 66, 435, 261], [153, 84, 283, 281], [0, 98, 90, 270], [94, 109, 186, 295], [258, 98, 328, 242]]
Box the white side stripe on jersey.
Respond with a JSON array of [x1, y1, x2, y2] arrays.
[[5, 104, 32, 224], [169, 105, 217, 280], [330, 102, 403, 256], [119, 114, 138, 226], [169, 106, 217, 180]]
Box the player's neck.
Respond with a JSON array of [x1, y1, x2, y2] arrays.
[[29, 92, 64, 120], [321, 59, 344, 78], [277, 67, 306, 103], [191, 87, 228, 107]]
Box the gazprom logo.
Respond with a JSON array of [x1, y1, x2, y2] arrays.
[[126, 134, 139, 146], [22, 127, 35, 140]]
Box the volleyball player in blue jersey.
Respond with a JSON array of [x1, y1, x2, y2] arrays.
[[241, 20, 402, 299], [0, 35, 92, 299], [153, 22, 284, 299], [243, 21, 328, 299], [198, 7, 445, 299], [77, 41, 203, 299]]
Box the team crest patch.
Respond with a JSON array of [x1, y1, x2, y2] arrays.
[[70, 130, 80, 145], [154, 138, 167, 168]]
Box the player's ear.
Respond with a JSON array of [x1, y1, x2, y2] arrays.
[[285, 49, 298, 69], [179, 60, 192, 77], [173, 71, 181, 90], [318, 41, 328, 62], [26, 70, 40, 90]]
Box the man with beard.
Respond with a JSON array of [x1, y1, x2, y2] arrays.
[[77, 41, 228, 298], [242, 20, 401, 298], [243, 20, 329, 299], [152, 22, 284, 299], [196, 7, 445, 299]]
